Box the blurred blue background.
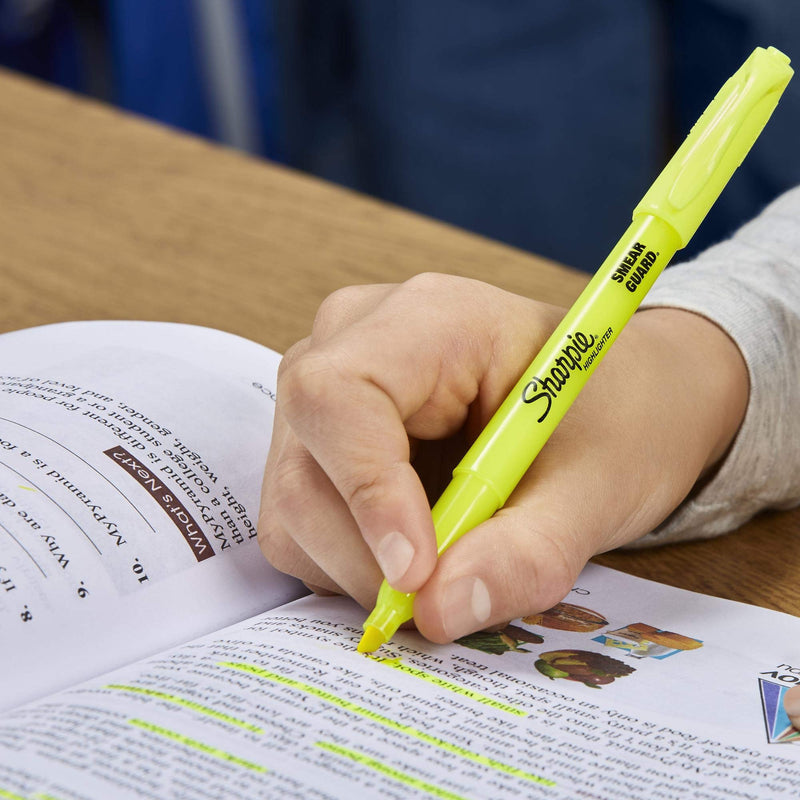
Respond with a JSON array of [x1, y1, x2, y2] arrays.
[[2, 0, 799, 271]]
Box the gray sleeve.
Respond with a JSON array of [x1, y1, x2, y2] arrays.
[[632, 185, 800, 546]]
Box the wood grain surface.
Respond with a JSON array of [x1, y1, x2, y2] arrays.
[[2, 69, 797, 615]]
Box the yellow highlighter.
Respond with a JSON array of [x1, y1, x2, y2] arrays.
[[358, 46, 793, 654]]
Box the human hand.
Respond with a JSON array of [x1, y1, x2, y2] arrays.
[[259, 273, 749, 642]]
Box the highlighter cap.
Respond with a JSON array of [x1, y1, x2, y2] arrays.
[[634, 46, 793, 247]]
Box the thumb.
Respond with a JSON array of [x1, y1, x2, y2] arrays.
[[411, 305, 750, 643], [412, 500, 592, 643]]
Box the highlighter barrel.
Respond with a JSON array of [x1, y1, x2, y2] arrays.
[[458, 215, 681, 502], [358, 46, 793, 653], [361, 215, 681, 643]]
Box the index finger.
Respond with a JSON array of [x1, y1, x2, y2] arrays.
[[277, 274, 512, 593]]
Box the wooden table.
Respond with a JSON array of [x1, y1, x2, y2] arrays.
[[2, 70, 798, 616]]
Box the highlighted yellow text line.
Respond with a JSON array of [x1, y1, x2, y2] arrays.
[[317, 741, 468, 800], [219, 661, 553, 787], [107, 684, 262, 732], [129, 719, 266, 773], [371, 656, 526, 716]]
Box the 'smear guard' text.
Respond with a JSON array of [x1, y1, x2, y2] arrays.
[[610, 241, 659, 292]]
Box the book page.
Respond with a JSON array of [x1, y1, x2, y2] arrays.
[[0, 564, 796, 799], [0, 322, 304, 710]]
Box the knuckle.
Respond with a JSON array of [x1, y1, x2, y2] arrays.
[[276, 339, 309, 380], [312, 286, 364, 339], [277, 350, 338, 423], [340, 462, 403, 517], [401, 271, 457, 297], [342, 473, 383, 513]]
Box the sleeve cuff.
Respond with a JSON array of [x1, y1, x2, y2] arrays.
[[631, 187, 800, 545]]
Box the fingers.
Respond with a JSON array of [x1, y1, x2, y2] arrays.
[[262, 274, 749, 643], [260, 279, 451, 599], [304, 582, 339, 596], [262, 420, 384, 607], [261, 288, 394, 604], [279, 353, 438, 591], [785, 685, 800, 730], [273, 274, 541, 595], [309, 284, 396, 344], [257, 516, 345, 597]]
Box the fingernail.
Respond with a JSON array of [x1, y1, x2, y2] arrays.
[[442, 576, 492, 640], [375, 531, 415, 586]]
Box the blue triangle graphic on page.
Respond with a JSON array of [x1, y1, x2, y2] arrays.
[[759, 678, 800, 744]]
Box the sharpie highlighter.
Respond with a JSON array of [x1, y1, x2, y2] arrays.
[[358, 46, 793, 654]]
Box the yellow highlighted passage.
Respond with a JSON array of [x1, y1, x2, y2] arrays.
[[371, 657, 526, 716], [129, 719, 266, 773], [0, 789, 27, 800], [220, 662, 554, 787], [316, 741, 468, 800], [0, 789, 62, 800], [107, 684, 262, 732]]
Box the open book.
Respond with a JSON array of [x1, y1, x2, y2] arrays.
[[1, 321, 798, 800]]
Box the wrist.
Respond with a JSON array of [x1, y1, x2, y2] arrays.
[[634, 307, 749, 473]]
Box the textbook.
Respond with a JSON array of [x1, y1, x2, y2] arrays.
[[0, 321, 798, 800]]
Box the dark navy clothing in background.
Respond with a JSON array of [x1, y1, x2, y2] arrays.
[[2, 0, 799, 271], [274, 1, 659, 270], [273, 0, 800, 268]]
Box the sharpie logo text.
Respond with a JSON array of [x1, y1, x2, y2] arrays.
[[610, 241, 659, 293], [522, 331, 596, 422]]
